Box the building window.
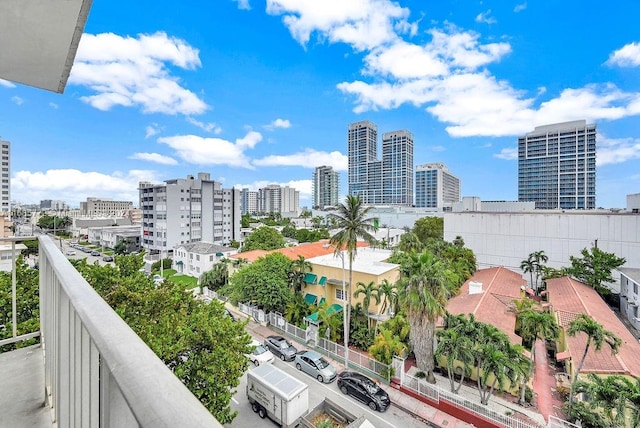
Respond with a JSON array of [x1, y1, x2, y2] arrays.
[[635, 283, 638, 295], [335, 288, 346, 301]]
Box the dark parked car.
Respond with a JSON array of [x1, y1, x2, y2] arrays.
[[264, 335, 298, 361], [337, 371, 391, 412], [91, 250, 101, 256], [102, 256, 114, 262]]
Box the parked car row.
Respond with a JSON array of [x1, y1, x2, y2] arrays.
[[67, 243, 114, 262], [254, 334, 390, 412]]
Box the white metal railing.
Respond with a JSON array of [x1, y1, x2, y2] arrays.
[[39, 235, 221, 427], [547, 416, 580, 428]]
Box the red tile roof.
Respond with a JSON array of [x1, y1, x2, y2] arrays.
[[444, 266, 527, 345], [228, 240, 370, 263], [547, 277, 640, 377]]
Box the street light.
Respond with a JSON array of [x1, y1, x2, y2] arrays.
[[335, 250, 349, 370]]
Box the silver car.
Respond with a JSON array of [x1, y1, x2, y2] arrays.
[[294, 350, 337, 383]]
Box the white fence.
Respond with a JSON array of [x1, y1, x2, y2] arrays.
[[547, 416, 580, 428], [239, 302, 266, 323]]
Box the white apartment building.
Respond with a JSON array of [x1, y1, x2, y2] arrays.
[[382, 130, 414, 206], [80, 197, 134, 217], [241, 188, 259, 214], [173, 242, 237, 278], [312, 165, 339, 209], [0, 140, 9, 213], [620, 268, 640, 330], [88, 225, 141, 250], [139, 173, 241, 257], [258, 184, 299, 216], [415, 163, 460, 210]]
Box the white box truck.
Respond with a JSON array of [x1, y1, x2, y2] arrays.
[[246, 363, 309, 427]]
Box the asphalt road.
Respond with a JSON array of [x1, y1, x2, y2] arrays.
[[227, 346, 430, 428]]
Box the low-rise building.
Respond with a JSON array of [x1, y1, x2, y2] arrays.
[[620, 268, 640, 329], [174, 242, 237, 278]]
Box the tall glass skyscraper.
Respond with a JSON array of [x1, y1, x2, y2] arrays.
[[347, 121, 413, 206], [518, 120, 596, 209], [415, 163, 460, 210]]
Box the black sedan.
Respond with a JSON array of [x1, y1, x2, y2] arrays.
[[263, 335, 298, 361], [337, 371, 391, 412]]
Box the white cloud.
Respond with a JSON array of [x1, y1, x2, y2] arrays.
[[514, 3, 527, 13], [145, 124, 160, 138], [607, 42, 640, 67], [253, 148, 347, 170], [494, 147, 518, 160], [475, 10, 497, 25], [596, 134, 640, 166], [157, 130, 262, 168], [11, 96, 24, 105], [431, 145, 445, 152], [129, 152, 178, 165], [266, 0, 412, 51], [0, 79, 16, 88], [49, 102, 59, 109], [69, 32, 207, 115], [187, 117, 223, 134], [233, 0, 251, 10], [11, 169, 159, 206], [264, 118, 292, 130]]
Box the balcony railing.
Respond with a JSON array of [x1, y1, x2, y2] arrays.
[[2, 235, 221, 427]]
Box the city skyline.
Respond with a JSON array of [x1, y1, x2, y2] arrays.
[[2, 1, 640, 209]]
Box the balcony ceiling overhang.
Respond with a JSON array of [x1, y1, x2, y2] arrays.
[[0, 0, 93, 93]]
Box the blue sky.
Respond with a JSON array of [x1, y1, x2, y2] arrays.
[[2, 0, 640, 209]]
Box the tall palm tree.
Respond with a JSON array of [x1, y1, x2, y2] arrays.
[[572, 373, 632, 427], [476, 341, 511, 405], [398, 250, 450, 383], [328, 195, 377, 369], [289, 255, 312, 293], [567, 313, 622, 404], [435, 328, 474, 393], [517, 309, 559, 404], [520, 255, 536, 292], [354, 280, 380, 330], [377, 279, 398, 316]]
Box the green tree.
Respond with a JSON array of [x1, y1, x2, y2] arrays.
[[285, 293, 311, 328], [328, 195, 377, 369], [572, 373, 633, 427], [452, 236, 465, 248], [398, 250, 450, 383], [223, 253, 293, 313], [354, 280, 380, 330], [369, 328, 407, 365], [520, 250, 548, 294], [73, 253, 251, 424], [568, 246, 626, 296], [397, 231, 423, 253], [413, 217, 444, 242], [21, 239, 39, 257], [435, 327, 474, 393], [316, 302, 343, 342], [377, 279, 398, 317], [289, 255, 312, 293], [113, 239, 129, 255], [517, 309, 559, 404], [567, 313, 623, 404], [200, 262, 228, 292], [241, 226, 286, 252]]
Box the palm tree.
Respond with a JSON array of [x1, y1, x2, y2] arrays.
[[398, 232, 422, 253], [285, 293, 311, 327], [369, 328, 407, 365], [377, 279, 398, 316], [476, 341, 511, 405], [520, 255, 536, 292], [354, 280, 380, 330], [572, 373, 632, 427], [289, 255, 312, 293], [435, 328, 474, 393], [398, 250, 450, 383], [517, 309, 559, 404], [328, 195, 377, 369], [316, 302, 343, 342], [567, 313, 623, 404]]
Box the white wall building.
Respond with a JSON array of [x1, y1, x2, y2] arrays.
[[258, 184, 299, 216], [241, 188, 259, 215], [173, 242, 237, 278], [80, 197, 134, 217], [312, 166, 339, 209], [619, 268, 640, 330], [444, 211, 640, 278], [139, 173, 241, 257], [452, 197, 536, 212], [0, 140, 9, 213], [415, 163, 460, 210]]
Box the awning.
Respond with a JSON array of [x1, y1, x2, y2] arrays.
[[175, 260, 183, 265], [304, 293, 318, 305], [556, 351, 571, 361], [318, 297, 326, 306], [326, 278, 349, 286], [216, 252, 224, 257], [305, 303, 343, 323], [318, 276, 327, 286], [304, 273, 317, 284]]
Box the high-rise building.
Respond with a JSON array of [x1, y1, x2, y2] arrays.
[[382, 130, 414, 205], [139, 172, 241, 256], [241, 188, 258, 215], [347, 121, 414, 206], [258, 184, 300, 215], [348, 120, 380, 204], [518, 120, 596, 209], [415, 163, 460, 210], [312, 166, 340, 209], [0, 140, 9, 213]]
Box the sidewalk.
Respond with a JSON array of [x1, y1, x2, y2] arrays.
[[230, 305, 474, 428]]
